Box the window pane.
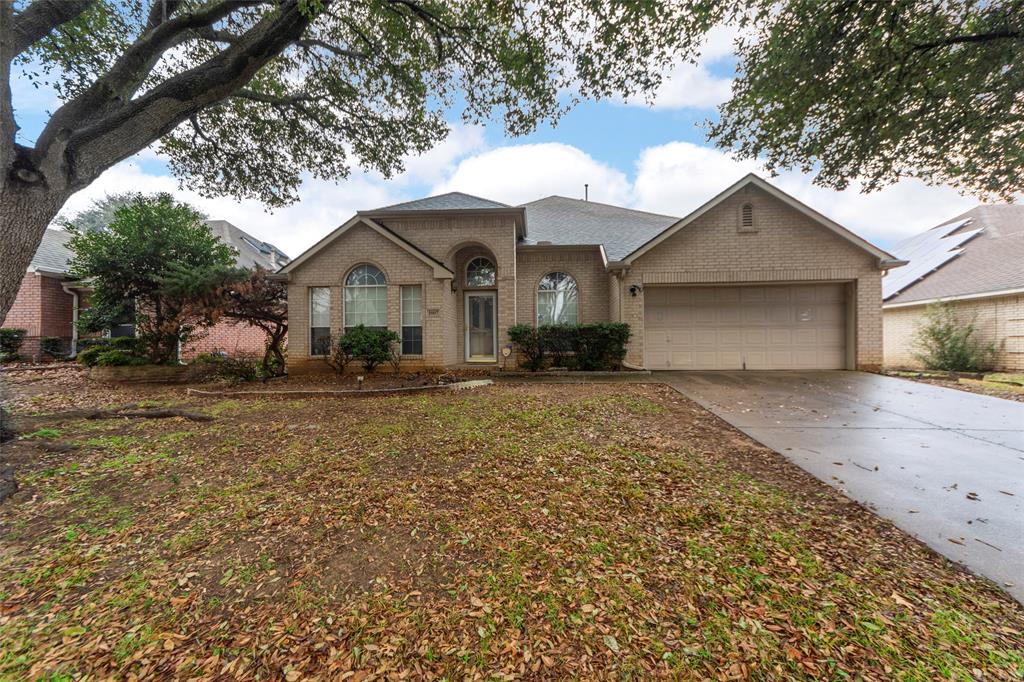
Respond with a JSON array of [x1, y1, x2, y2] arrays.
[[345, 283, 387, 328], [310, 287, 331, 327], [537, 273, 578, 324], [400, 285, 422, 354], [466, 257, 496, 287], [311, 327, 332, 356], [401, 326, 422, 355]]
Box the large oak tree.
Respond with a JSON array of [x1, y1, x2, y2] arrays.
[[1, 0, 721, 322]]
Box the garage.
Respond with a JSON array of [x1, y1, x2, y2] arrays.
[[644, 284, 848, 370]]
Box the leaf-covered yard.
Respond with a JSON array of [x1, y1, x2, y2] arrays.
[[1, 370, 1022, 680]]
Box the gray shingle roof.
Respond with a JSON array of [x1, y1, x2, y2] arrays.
[[372, 192, 510, 212], [521, 196, 680, 261], [28, 229, 75, 273], [204, 220, 291, 270], [886, 205, 1024, 304]]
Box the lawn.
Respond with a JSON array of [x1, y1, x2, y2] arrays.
[[1, 370, 1022, 680]]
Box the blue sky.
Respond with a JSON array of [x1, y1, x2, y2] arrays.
[[13, 30, 981, 258]]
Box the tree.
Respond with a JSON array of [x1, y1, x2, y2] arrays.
[[58, 192, 154, 232], [164, 264, 288, 375], [1, 0, 723, 324], [66, 193, 235, 364], [710, 0, 1024, 199]]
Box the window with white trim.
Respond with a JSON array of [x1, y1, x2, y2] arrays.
[[466, 256, 496, 287], [344, 264, 387, 330], [400, 285, 423, 355], [309, 287, 331, 355], [537, 272, 578, 325]]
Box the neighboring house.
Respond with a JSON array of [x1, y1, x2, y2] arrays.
[[883, 206, 1024, 371], [2, 221, 290, 362], [277, 174, 902, 374]]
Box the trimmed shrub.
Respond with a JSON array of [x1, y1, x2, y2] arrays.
[[338, 325, 400, 372], [78, 337, 147, 367], [914, 302, 994, 372], [0, 328, 26, 363], [40, 337, 67, 359], [93, 349, 149, 367], [509, 323, 631, 371], [508, 325, 545, 370]]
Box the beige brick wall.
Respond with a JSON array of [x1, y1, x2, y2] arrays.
[[514, 247, 609, 325], [285, 223, 447, 373], [616, 186, 884, 370], [883, 293, 1024, 371]]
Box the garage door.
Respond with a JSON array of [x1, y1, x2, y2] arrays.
[[645, 284, 847, 370]]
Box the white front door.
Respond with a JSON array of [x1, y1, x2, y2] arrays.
[[465, 291, 497, 362]]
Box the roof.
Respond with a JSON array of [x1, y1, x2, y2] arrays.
[[885, 205, 1024, 305], [27, 221, 289, 276], [205, 220, 290, 270], [521, 196, 679, 261], [372, 192, 510, 212], [28, 229, 75, 274]]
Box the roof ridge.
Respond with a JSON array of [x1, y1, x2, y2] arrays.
[[523, 195, 680, 220]]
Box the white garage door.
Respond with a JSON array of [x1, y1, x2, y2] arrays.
[[645, 284, 847, 370]]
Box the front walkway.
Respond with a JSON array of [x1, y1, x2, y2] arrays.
[[658, 370, 1024, 603]]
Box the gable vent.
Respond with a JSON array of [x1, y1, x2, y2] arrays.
[[739, 203, 756, 232]]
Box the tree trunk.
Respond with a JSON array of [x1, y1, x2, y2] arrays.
[[0, 183, 70, 325]]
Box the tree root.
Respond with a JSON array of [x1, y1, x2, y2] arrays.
[[83, 406, 214, 422]]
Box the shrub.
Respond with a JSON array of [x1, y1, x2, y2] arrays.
[[78, 337, 147, 367], [508, 325, 545, 370], [93, 349, 149, 367], [914, 302, 994, 372], [324, 336, 353, 374], [40, 337, 67, 359], [0, 328, 26, 363], [509, 323, 631, 371], [338, 325, 400, 372]]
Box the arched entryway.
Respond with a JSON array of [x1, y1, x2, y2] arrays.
[[449, 243, 499, 363]]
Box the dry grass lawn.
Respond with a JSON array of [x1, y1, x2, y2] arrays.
[[1, 368, 1022, 680]]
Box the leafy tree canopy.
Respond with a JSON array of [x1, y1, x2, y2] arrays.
[[714, 0, 1024, 199], [66, 193, 235, 362]]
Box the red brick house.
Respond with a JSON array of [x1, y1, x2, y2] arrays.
[[2, 221, 289, 362]]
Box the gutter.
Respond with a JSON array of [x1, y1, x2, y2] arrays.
[[883, 286, 1024, 309]]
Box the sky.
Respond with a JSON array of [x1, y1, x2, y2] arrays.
[[12, 27, 983, 259]]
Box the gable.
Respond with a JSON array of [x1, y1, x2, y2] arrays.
[[623, 174, 899, 268], [631, 185, 879, 273], [278, 216, 453, 279]]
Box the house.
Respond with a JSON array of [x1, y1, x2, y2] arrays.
[[277, 174, 902, 373], [883, 206, 1024, 371], [3, 220, 290, 362]]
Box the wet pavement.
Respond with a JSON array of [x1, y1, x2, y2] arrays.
[[658, 371, 1024, 603]]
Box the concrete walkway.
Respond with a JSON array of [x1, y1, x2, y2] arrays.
[[658, 371, 1024, 603]]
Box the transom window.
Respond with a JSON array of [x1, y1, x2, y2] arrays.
[[344, 264, 387, 329], [537, 272, 578, 325], [466, 257, 496, 287]]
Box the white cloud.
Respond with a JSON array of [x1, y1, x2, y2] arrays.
[[621, 25, 737, 110], [431, 143, 631, 206]]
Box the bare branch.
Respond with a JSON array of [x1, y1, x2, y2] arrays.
[[294, 38, 367, 60], [8, 0, 95, 57], [911, 30, 1021, 52]]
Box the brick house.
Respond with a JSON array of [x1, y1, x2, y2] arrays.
[[2, 220, 289, 362], [883, 206, 1024, 371], [278, 174, 903, 374]]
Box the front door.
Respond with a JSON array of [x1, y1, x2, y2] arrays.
[[465, 291, 496, 362]]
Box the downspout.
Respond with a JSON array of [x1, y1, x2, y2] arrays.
[[61, 283, 79, 357]]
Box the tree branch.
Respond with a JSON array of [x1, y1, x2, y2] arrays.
[[911, 30, 1020, 51], [8, 0, 95, 57], [294, 38, 367, 60]]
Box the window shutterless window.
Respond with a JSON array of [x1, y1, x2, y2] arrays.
[[344, 264, 388, 330], [400, 285, 423, 355], [537, 272, 579, 325], [309, 287, 331, 356]]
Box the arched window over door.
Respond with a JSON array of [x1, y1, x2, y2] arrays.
[[466, 257, 496, 287]]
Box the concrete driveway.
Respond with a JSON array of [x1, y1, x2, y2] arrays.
[[659, 371, 1023, 602]]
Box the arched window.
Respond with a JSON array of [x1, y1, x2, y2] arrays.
[[537, 272, 578, 325], [466, 257, 496, 287], [344, 264, 387, 330]]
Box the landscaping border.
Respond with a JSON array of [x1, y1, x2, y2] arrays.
[[185, 379, 493, 399]]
